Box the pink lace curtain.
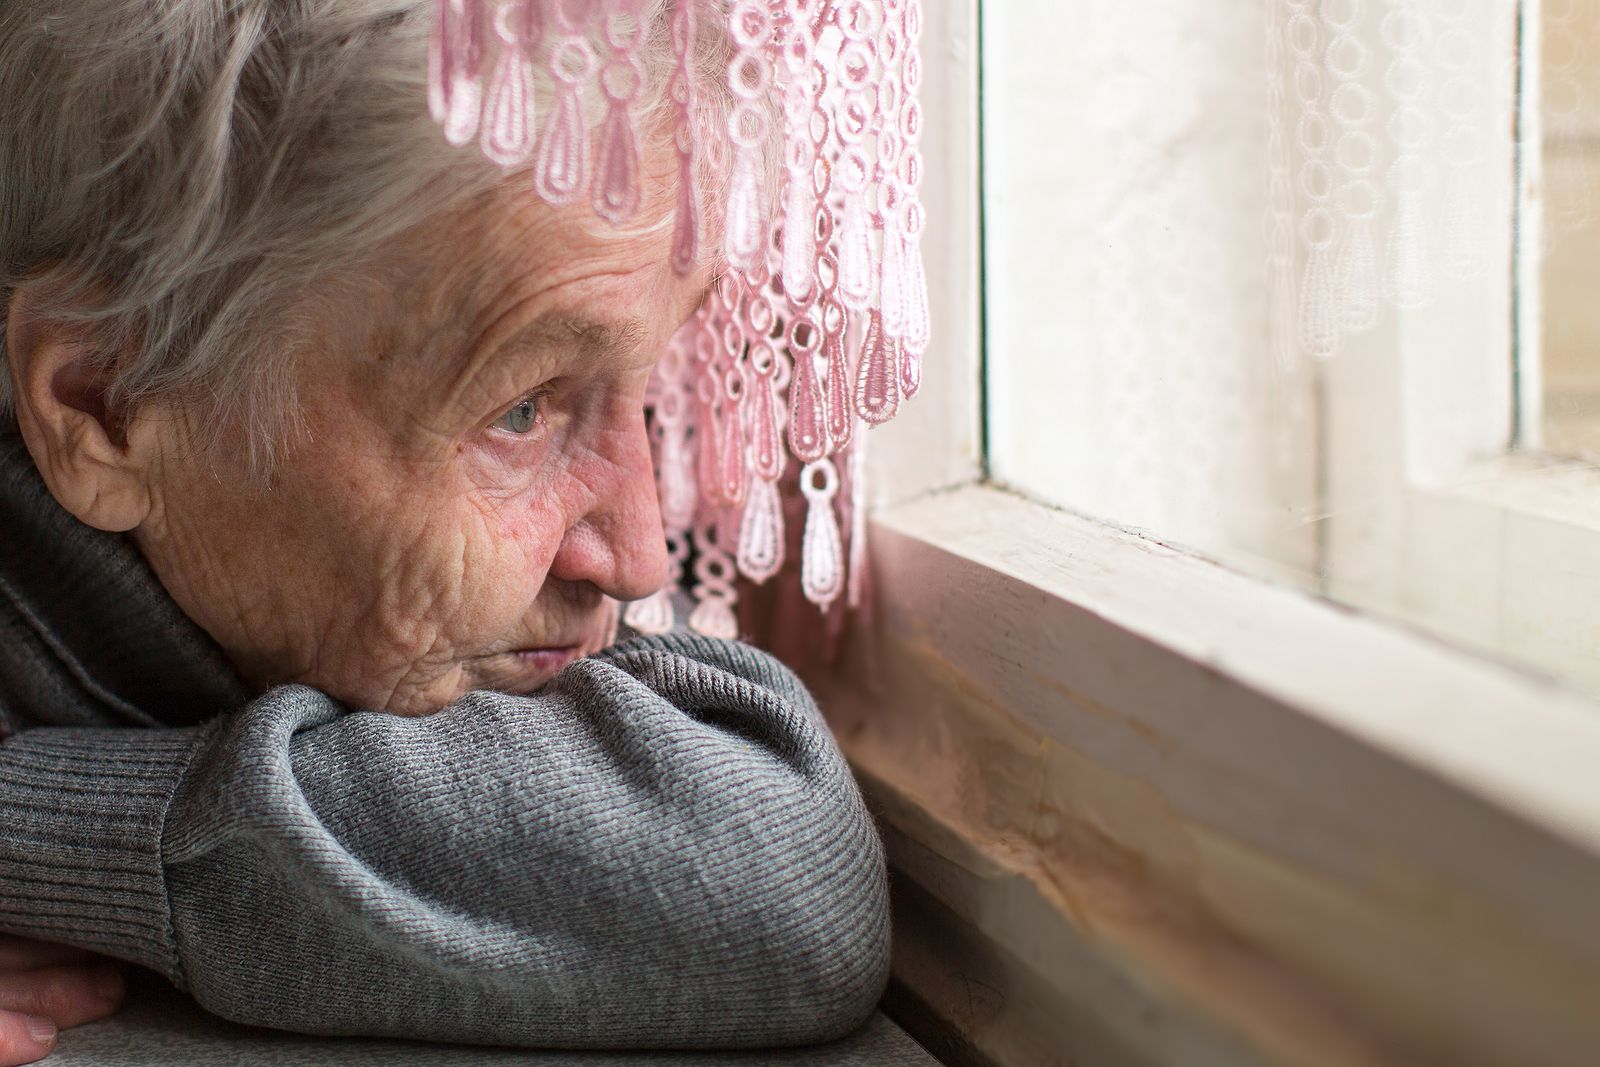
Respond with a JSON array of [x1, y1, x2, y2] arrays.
[[429, 0, 929, 637]]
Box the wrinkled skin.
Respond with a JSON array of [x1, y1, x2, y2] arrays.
[[129, 168, 709, 716]]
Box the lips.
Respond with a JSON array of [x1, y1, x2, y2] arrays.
[[510, 645, 582, 676], [485, 603, 619, 694]]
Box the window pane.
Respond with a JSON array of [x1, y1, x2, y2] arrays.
[[982, 1, 1318, 581], [984, 0, 1600, 698]]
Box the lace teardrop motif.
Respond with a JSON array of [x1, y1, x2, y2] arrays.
[[788, 338, 828, 464], [624, 588, 675, 635], [480, 4, 537, 166], [738, 476, 786, 584], [748, 345, 786, 482], [825, 320, 854, 453], [534, 37, 596, 204], [800, 459, 844, 607], [853, 308, 901, 424], [429, 0, 486, 147]]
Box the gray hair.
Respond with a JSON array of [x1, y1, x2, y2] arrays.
[[0, 0, 737, 475]]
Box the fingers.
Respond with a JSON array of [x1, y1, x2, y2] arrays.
[[0, 940, 126, 1064], [0, 938, 95, 973], [0, 964, 124, 1029], [0, 1010, 57, 1067]]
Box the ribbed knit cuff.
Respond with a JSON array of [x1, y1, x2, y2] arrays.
[[0, 725, 207, 981]]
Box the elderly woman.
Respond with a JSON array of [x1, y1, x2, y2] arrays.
[[0, 0, 892, 1062]]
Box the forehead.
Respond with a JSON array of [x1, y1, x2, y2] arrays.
[[367, 151, 707, 381], [401, 189, 672, 331]]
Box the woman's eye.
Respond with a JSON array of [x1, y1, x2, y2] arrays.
[[493, 391, 545, 435]]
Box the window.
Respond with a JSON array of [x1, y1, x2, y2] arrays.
[[984, 0, 1600, 698], [817, 3, 1600, 1064]]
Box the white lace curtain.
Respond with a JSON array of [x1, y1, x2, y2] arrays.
[[988, 0, 1596, 566], [1269, 0, 1536, 366]]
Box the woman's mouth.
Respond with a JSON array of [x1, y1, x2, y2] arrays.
[[511, 646, 583, 676]]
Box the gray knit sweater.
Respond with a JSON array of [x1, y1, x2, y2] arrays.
[[0, 427, 890, 1048]]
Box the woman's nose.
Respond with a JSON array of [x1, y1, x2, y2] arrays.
[[545, 413, 670, 603]]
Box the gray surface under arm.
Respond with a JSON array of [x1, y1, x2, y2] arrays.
[[0, 633, 890, 1049], [52, 970, 938, 1067]]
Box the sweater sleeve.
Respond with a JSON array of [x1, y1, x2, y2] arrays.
[[0, 633, 891, 1049]]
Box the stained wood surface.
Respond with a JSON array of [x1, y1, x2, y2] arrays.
[[808, 484, 1600, 1066]]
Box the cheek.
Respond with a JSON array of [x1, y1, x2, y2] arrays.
[[475, 488, 568, 582], [276, 450, 552, 651], [475, 419, 623, 547], [320, 486, 559, 676]]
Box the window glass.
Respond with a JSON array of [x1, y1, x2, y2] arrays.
[[984, 0, 1600, 697], [983, 0, 1313, 577]]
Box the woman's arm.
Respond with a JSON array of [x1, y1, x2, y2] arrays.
[[0, 633, 890, 1049]]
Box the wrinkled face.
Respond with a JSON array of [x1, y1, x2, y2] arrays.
[[131, 169, 709, 716]]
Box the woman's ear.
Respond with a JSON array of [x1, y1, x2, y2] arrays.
[[4, 284, 155, 533]]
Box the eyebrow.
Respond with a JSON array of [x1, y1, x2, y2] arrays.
[[500, 312, 649, 363], [494, 276, 713, 365]]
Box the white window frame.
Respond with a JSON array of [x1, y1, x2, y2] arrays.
[[809, 3, 1600, 1064]]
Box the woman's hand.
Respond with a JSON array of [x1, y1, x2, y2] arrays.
[[0, 937, 123, 1065]]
